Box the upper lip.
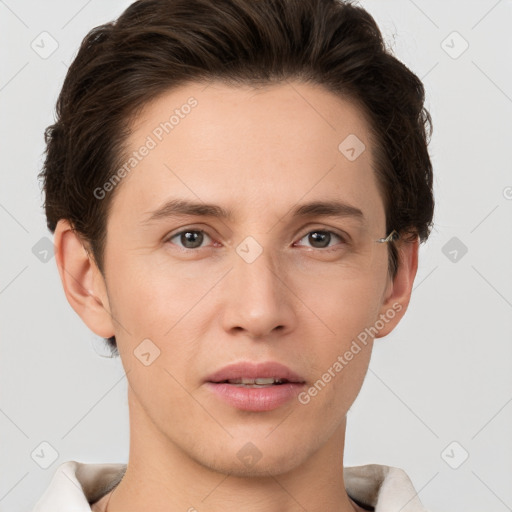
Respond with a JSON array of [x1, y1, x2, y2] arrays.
[[205, 361, 306, 383]]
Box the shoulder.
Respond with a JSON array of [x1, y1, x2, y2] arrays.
[[344, 463, 430, 512], [31, 460, 126, 512]]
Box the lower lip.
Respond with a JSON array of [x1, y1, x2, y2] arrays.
[[205, 382, 305, 412]]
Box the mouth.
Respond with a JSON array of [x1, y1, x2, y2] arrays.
[[205, 361, 306, 386], [214, 377, 297, 388], [204, 361, 306, 412]]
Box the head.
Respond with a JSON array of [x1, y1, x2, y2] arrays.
[[41, 0, 433, 477]]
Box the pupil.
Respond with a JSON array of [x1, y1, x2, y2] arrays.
[[182, 231, 203, 248], [310, 231, 329, 248]]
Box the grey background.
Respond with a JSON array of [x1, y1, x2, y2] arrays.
[[1, 1, 511, 511]]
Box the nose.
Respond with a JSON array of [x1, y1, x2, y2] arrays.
[[220, 239, 297, 339]]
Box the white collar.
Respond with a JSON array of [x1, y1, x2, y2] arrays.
[[31, 460, 429, 511]]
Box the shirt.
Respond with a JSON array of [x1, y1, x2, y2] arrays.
[[30, 460, 430, 511]]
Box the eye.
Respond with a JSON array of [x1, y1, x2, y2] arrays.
[[166, 229, 214, 250], [294, 229, 347, 250], [164, 227, 349, 252]]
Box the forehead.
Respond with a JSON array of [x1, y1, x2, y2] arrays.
[[109, 80, 384, 231]]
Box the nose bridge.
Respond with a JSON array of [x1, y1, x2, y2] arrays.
[[234, 233, 283, 304], [221, 233, 294, 336]]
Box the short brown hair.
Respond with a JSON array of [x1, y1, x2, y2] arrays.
[[39, 0, 434, 355]]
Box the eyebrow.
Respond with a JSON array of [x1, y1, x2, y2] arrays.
[[141, 198, 365, 225]]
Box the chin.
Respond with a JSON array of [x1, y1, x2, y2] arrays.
[[192, 436, 310, 479], [206, 452, 306, 479]]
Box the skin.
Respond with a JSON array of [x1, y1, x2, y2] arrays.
[[54, 80, 418, 512]]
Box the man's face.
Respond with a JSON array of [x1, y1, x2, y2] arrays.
[[98, 81, 401, 476]]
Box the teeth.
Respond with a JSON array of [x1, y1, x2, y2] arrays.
[[226, 377, 283, 385], [232, 384, 274, 388]]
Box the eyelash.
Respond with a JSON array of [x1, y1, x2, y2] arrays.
[[164, 227, 349, 252]]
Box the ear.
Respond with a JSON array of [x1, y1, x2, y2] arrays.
[[374, 236, 419, 338], [53, 219, 115, 338]]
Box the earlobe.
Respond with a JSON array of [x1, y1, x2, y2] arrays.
[[53, 219, 115, 338], [375, 236, 419, 338]]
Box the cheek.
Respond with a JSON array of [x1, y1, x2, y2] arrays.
[[303, 268, 386, 340], [298, 272, 385, 401], [106, 252, 220, 340], [106, 256, 206, 417], [105, 253, 222, 394]]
